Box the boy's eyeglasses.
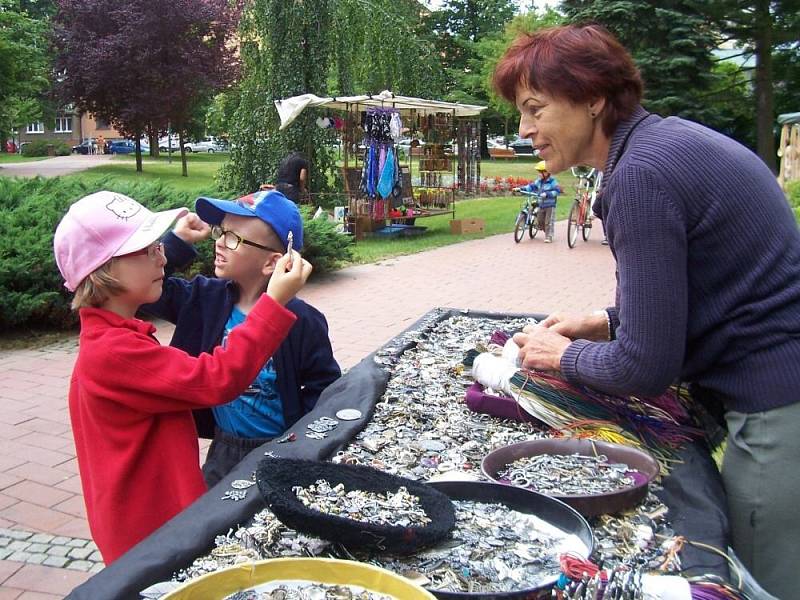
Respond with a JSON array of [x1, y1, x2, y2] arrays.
[[118, 241, 165, 261], [211, 225, 281, 253]]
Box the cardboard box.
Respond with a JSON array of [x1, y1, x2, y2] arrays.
[[450, 218, 485, 234]]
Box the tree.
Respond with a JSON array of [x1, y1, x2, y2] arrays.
[[561, 1, 723, 125], [0, 0, 51, 145], [53, 0, 239, 173], [422, 0, 517, 156], [703, 0, 800, 170], [220, 0, 446, 198], [473, 9, 564, 139], [426, 0, 516, 83], [330, 0, 445, 97], [773, 43, 800, 119]]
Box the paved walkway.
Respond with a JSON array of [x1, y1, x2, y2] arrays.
[[0, 221, 616, 598], [0, 155, 114, 178]]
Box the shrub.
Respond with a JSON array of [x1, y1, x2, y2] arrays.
[[21, 140, 71, 157], [0, 177, 353, 331], [787, 181, 800, 224]]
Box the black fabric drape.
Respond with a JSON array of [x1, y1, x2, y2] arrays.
[[67, 309, 729, 599]]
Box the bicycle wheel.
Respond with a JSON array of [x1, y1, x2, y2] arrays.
[[529, 208, 540, 238], [567, 202, 580, 248], [582, 218, 592, 241], [514, 211, 527, 243], [580, 195, 592, 242]]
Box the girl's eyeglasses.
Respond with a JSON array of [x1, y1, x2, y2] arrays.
[[118, 241, 165, 261], [211, 225, 282, 253]]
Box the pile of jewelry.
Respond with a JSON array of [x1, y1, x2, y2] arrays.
[[178, 497, 588, 594], [334, 313, 544, 481], [171, 312, 680, 594], [378, 499, 588, 593], [224, 582, 396, 600], [497, 453, 637, 496], [292, 480, 431, 527]]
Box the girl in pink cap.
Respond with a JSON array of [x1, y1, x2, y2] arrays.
[[53, 190, 311, 563]]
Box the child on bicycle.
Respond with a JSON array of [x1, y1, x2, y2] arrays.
[[518, 161, 562, 242], [53, 191, 311, 563]]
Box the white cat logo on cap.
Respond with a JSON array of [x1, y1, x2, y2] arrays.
[[105, 194, 142, 220]]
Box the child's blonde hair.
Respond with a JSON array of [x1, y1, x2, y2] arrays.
[[71, 260, 126, 310]]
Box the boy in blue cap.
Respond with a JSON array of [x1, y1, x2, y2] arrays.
[[143, 190, 340, 486]]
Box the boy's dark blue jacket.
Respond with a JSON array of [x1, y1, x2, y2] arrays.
[[142, 232, 341, 437]]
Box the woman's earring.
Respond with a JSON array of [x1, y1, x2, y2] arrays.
[[590, 112, 597, 118]]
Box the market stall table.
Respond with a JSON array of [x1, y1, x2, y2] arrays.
[[66, 309, 731, 600]]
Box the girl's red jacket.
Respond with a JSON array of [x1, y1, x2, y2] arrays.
[[69, 295, 295, 563]]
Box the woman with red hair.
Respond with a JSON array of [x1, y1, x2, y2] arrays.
[[497, 24, 800, 598]]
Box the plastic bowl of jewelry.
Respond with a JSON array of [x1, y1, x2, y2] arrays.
[[481, 438, 660, 518], [256, 457, 456, 555], [163, 556, 437, 599], [417, 481, 593, 599]]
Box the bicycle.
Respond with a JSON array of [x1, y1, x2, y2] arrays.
[[567, 167, 601, 248], [512, 188, 543, 243]]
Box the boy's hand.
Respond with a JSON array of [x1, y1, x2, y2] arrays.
[[173, 213, 211, 245], [267, 250, 312, 306]]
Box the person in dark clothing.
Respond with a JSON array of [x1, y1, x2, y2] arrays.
[[493, 24, 800, 599], [270, 152, 310, 203], [143, 190, 340, 487]]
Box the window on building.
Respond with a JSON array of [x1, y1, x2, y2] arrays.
[[26, 122, 45, 134], [54, 116, 73, 133], [95, 118, 109, 129]]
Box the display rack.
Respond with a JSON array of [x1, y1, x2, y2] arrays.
[[273, 91, 487, 240]]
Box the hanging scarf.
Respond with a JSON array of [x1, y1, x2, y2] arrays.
[[377, 146, 396, 199]]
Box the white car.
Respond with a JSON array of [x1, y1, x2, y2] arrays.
[[157, 135, 182, 152], [183, 137, 225, 153]]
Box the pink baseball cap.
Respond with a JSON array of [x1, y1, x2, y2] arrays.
[[54, 191, 188, 291]]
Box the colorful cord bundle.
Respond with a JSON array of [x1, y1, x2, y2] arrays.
[[466, 333, 703, 471], [556, 553, 750, 600]]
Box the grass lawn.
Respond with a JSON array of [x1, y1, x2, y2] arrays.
[[348, 161, 581, 264], [349, 193, 575, 264], [70, 152, 227, 196], [0, 154, 49, 164]]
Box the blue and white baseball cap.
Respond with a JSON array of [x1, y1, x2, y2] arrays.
[[195, 190, 303, 250]]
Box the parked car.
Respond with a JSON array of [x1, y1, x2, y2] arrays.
[[158, 135, 182, 152], [72, 140, 94, 155], [108, 140, 150, 154], [183, 137, 225, 153], [508, 138, 535, 155]]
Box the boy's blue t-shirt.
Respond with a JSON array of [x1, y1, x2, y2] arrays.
[[212, 306, 285, 438]]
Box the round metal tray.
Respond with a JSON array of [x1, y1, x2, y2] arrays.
[[163, 557, 437, 599], [426, 481, 594, 600], [481, 438, 660, 518]]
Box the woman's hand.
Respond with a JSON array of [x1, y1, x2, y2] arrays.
[[533, 311, 610, 342], [267, 250, 312, 306], [173, 213, 211, 245], [513, 325, 572, 371]]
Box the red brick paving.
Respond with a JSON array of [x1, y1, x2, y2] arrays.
[[0, 225, 615, 597]]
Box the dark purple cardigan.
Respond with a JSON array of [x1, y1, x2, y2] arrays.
[[561, 106, 800, 414]]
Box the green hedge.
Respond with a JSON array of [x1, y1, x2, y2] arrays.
[[787, 181, 800, 223], [0, 177, 352, 331], [21, 140, 72, 157]]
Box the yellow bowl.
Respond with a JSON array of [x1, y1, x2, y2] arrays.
[[162, 557, 436, 600]]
